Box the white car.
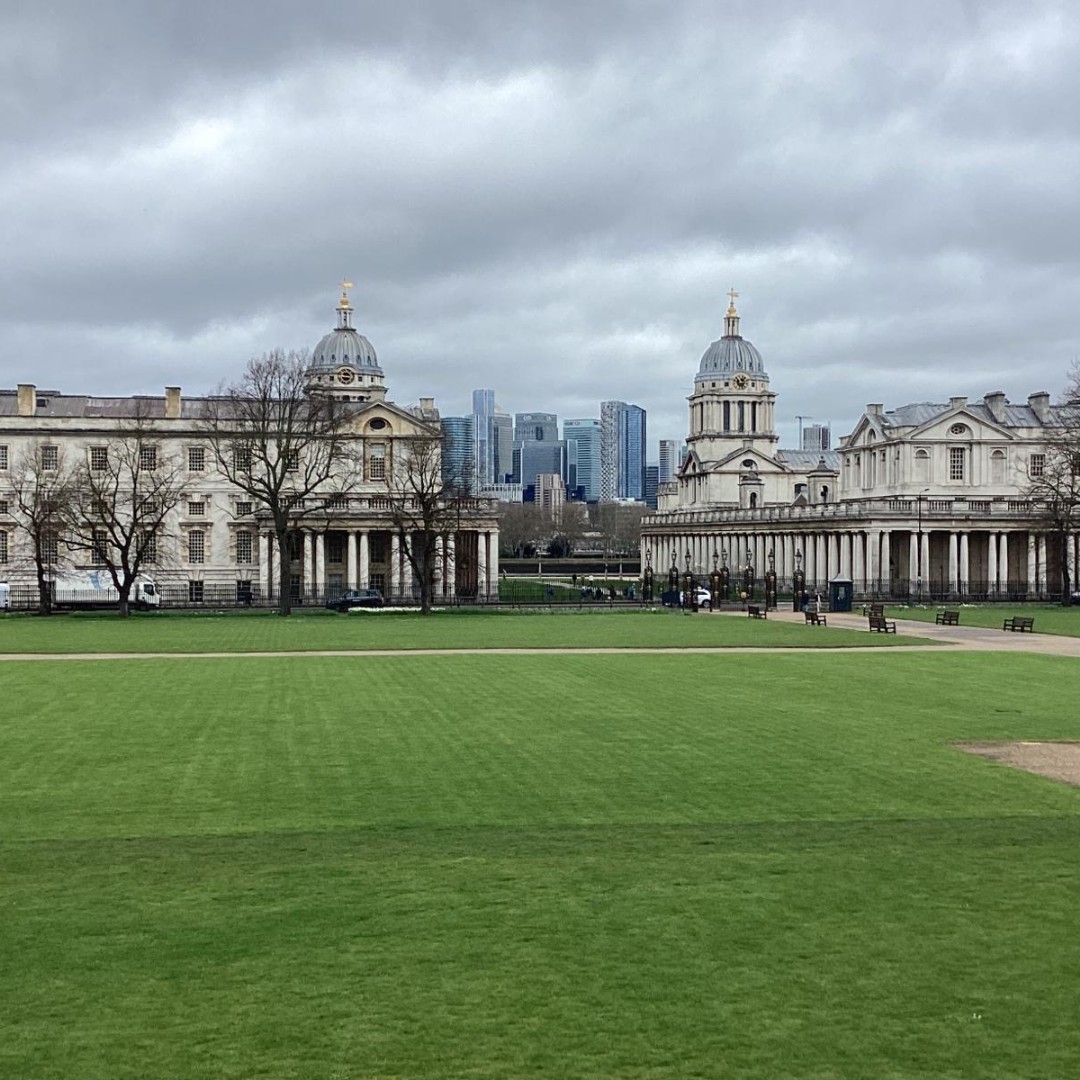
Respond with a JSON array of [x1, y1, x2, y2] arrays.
[[679, 587, 712, 609]]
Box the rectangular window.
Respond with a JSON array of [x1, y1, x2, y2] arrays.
[[187, 501, 206, 516], [236, 530, 253, 564], [188, 580, 204, 603], [188, 530, 205, 564], [1029, 454, 1046, 478], [722, 402, 730, 432], [142, 531, 157, 564], [285, 452, 299, 473], [92, 529, 108, 567], [188, 446, 205, 472], [0, 500, 7, 515], [236, 501, 254, 517], [90, 447, 108, 471], [41, 445, 58, 471], [0, 531, 7, 564], [0, 445, 8, 470], [368, 443, 387, 480], [139, 445, 158, 471], [949, 447, 965, 481], [236, 580, 253, 604], [233, 445, 252, 472], [42, 534, 59, 565], [328, 534, 345, 563]]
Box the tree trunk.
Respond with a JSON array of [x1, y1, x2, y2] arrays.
[[276, 525, 293, 616], [34, 561, 51, 616], [117, 585, 131, 618]]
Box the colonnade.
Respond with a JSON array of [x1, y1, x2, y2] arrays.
[[644, 527, 1080, 598], [256, 527, 498, 600]]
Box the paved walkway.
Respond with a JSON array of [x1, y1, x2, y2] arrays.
[[714, 606, 1080, 657]]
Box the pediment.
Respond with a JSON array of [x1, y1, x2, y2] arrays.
[[348, 400, 439, 437], [910, 408, 1015, 442], [847, 415, 888, 446], [706, 446, 789, 474]]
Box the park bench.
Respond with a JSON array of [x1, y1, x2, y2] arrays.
[[804, 611, 827, 626], [747, 605, 767, 619], [868, 615, 897, 634], [862, 602, 884, 618], [935, 610, 960, 626], [1002, 616, 1035, 633]]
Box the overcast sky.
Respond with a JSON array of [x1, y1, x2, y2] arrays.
[[3, 0, 1079, 449]]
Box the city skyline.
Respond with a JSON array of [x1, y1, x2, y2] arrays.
[[4, 2, 1078, 451]]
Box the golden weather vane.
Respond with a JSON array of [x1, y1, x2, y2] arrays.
[[726, 286, 739, 313], [339, 278, 354, 308]]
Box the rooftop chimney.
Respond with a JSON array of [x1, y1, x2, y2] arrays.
[[17, 383, 35, 417], [949, 396, 967, 410], [165, 386, 182, 419], [1028, 391, 1052, 422], [983, 390, 1008, 423], [867, 403, 883, 417]]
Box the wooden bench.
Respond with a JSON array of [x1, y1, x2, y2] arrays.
[[1003, 616, 1035, 633], [747, 605, 767, 619], [935, 610, 960, 626], [804, 611, 827, 626], [868, 615, 897, 634], [862, 603, 884, 618]]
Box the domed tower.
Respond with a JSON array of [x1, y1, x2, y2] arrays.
[[305, 281, 387, 402], [687, 289, 778, 458]]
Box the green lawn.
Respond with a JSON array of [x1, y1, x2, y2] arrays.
[[891, 603, 1080, 635], [2, 650, 1080, 1078], [0, 608, 932, 653]]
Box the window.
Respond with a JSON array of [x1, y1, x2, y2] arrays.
[[188, 530, 205, 564], [0, 445, 7, 470], [990, 449, 1006, 484], [187, 501, 206, 516], [368, 443, 387, 480], [949, 446, 965, 481], [914, 448, 930, 483], [42, 534, 59, 565], [236, 580, 253, 604], [0, 531, 7, 564], [188, 581, 204, 603], [89, 446, 108, 472], [949, 423, 969, 436], [139, 445, 158, 471], [1029, 454, 1045, 478], [188, 446, 205, 471], [328, 534, 345, 563], [285, 452, 299, 473], [236, 530, 253, 564], [0, 500, 7, 515], [139, 498, 160, 517], [233, 445, 252, 472], [92, 529, 108, 567], [236, 501, 253, 517], [141, 532, 157, 564], [41, 445, 58, 471]]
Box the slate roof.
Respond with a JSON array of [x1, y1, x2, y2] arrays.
[[778, 449, 842, 471]]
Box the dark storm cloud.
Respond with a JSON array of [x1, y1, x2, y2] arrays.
[[2, 0, 1079, 447]]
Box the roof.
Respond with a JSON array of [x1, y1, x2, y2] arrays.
[[696, 334, 766, 381], [882, 400, 1068, 430], [778, 449, 842, 471]]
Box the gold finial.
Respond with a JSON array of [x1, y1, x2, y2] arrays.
[[338, 278, 354, 309], [726, 287, 739, 316]]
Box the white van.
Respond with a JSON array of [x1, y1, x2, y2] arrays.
[[0, 582, 9, 610]]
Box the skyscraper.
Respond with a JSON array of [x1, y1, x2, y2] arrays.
[[563, 418, 602, 502], [802, 423, 831, 452], [440, 415, 477, 492], [470, 389, 496, 486], [514, 412, 562, 493], [658, 439, 680, 483], [644, 465, 659, 510], [491, 410, 513, 483], [600, 401, 647, 501]]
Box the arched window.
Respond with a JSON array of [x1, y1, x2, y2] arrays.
[[749, 492, 758, 508], [990, 449, 1006, 484], [914, 448, 930, 483]]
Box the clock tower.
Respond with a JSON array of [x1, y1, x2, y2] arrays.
[[305, 281, 388, 402]]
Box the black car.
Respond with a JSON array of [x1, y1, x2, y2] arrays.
[[326, 588, 384, 612]]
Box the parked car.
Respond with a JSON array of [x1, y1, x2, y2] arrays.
[[326, 588, 384, 612], [678, 587, 712, 609]]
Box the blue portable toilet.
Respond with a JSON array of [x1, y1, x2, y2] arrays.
[[829, 576, 853, 612]]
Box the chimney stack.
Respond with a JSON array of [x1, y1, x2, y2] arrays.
[[17, 384, 35, 417], [867, 403, 883, 418], [949, 396, 967, 410], [165, 386, 182, 419], [983, 390, 1008, 423], [1028, 391, 1051, 422]]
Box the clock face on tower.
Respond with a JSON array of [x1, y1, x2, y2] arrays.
[[733, 373, 750, 389], [337, 367, 355, 385]]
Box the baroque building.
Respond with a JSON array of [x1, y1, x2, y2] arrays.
[[642, 292, 1073, 599], [0, 285, 500, 605]]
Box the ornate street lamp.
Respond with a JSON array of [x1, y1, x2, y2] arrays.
[[765, 548, 778, 610], [668, 550, 680, 600], [792, 548, 806, 611], [642, 547, 654, 602], [719, 546, 730, 604], [709, 548, 722, 611], [683, 548, 694, 609]]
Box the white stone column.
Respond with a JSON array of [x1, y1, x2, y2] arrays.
[[947, 532, 959, 595], [867, 530, 880, 592], [854, 533, 866, 592], [958, 532, 969, 596], [346, 531, 358, 590], [999, 533, 1009, 596], [841, 532, 852, 579], [359, 530, 370, 588], [260, 531, 271, 600], [389, 534, 399, 599], [1027, 533, 1037, 597], [919, 532, 930, 593], [315, 531, 326, 598], [445, 534, 456, 597], [830, 534, 841, 582], [1037, 534, 1047, 594], [908, 532, 918, 594], [302, 531, 314, 599], [881, 531, 891, 596], [988, 532, 998, 595], [489, 532, 499, 591], [478, 531, 489, 598], [1068, 533, 1077, 590]]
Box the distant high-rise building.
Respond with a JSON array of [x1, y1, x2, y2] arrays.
[[601, 401, 647, 501], [563, 418, 602, 502], [469, 389, 497, 486], [644, 465, 659, 510], [658, 439, 680, 483], [472, 388, 496, 416], [802, 423, 831, 452], [535, 474, 566, 523], [441, 416, 477, 492], [491, 410, 513, 483], [514, 412, 561, 489]]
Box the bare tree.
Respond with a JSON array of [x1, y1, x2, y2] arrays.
[[63, 425, 186, 617], [384, 430, 473, 614], [200, 350, 359, 615], [1027, 385, 1080, 603], [498, 502, 542, 557], [589, 501, 645, 558], [9, 442, 79, 614]]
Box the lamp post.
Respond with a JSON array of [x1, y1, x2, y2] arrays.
[[719, 547, 729, 604], [668, 551, 679, 601], [709, 548, 722, 612], [792, 548, 806, 611], [642, 547, 653, 602], [683, 548, 694, 610], [765, 548, 778, 610]]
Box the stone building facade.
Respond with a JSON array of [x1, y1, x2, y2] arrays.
[[0, 287, 500, 606], [642, 293, 1072, 600]]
